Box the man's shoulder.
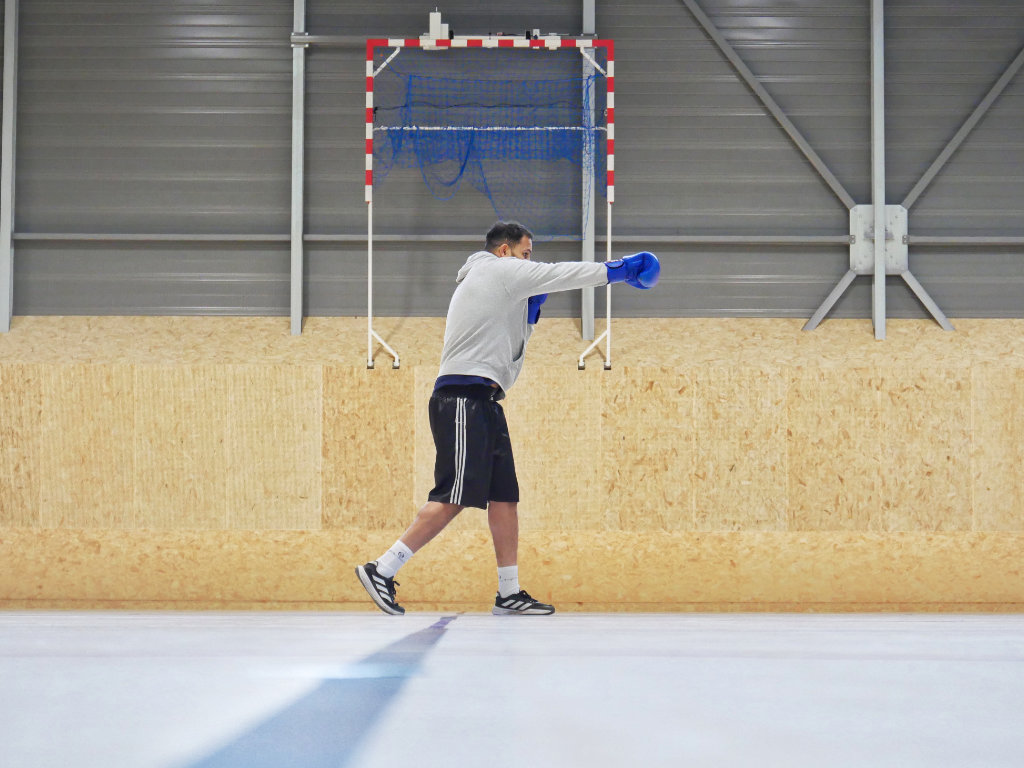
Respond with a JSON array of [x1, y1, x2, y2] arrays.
[[498, 256, 554, 273]]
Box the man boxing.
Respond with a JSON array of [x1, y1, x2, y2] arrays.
[[357, 220, 660, 615]]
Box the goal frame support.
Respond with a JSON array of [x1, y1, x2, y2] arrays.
[[364, 35, 615, 369]]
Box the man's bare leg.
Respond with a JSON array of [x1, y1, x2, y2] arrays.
[[356, 501, 462, 615], [487, 501, 519, 567], [488, 500, 553, 614], [399, 501, 464, 553]]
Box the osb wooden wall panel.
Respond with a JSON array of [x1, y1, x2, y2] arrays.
[[0, 317, 1022, 536], [39, 365, 136, 528], [877, 369, 972, 532], [973, 366, 1024, 531], [505, 366, 605, 530], [322, 366, 415, 530], [0, 364, 43, 527], [224, 365, 321, 530], [601, 367, 694, 531], [3, 529, 1023, 612], [2, 316, 1024, 609], [786, 369, 880, 531], [135, 366, 232, 529], [693, 367, 789, 531], [2, 315, 1022, 367], [139, 364, 322, 530], [0, 316, 447, 367]]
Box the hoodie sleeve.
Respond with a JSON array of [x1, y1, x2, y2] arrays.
[[501, 258, 608, 301]]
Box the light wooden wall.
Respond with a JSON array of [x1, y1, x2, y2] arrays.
[[1, 316, 1023, 611]]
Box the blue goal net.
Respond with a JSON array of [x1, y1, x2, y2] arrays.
[[371, 46, 608, 240]]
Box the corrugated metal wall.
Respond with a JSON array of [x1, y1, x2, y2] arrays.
[[888, 3, 1024, 318], [5, 0, 1023, 318], [12, 1, 293, 314]]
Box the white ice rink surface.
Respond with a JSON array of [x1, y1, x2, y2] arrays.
[[2, 611, 1024, 768]]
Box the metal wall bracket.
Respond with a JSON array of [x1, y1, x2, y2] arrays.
[[803, 205, 954, 331], [850, 204, 907, 275]]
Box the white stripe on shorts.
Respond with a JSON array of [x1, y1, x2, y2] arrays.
[[450, 397, 467, 504]]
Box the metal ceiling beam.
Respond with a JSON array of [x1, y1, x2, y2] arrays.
[[9, 232, 853, 245]]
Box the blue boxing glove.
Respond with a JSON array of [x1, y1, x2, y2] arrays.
[[605, 252, 660, 289], [527, 293, 548, 324]]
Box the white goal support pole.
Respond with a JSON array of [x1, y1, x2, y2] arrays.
[[578, 199, 613, 369], [578, 45, 615, 370], [366, 199, 400, 369], [364, 41, 401, 369]]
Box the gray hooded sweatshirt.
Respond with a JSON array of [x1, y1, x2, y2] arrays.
[[437, 251, 609, 394]]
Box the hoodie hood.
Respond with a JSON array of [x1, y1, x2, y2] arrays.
[[456, 250, 496, 283]]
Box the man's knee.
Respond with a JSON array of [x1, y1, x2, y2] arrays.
[[488, 501, 518, 514], [420, 501, 463, 522]]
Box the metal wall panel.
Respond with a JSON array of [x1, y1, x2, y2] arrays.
[[884, 3, 1024, 317], [593, 0, 860, 318], [15, 240, 289, 315], [6, 0, 1024, 319], [13, 0, 292, 314]]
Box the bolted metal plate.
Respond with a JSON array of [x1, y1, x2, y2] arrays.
[[849, 204, 908, 275]]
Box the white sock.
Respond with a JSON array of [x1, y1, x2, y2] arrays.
[[376, 541, 414, 578], [497, 565, 520, 598]]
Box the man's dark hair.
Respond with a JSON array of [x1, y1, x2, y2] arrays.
[[485, 221, 533, 253]]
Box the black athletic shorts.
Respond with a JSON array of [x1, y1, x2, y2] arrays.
[[427, 384, 519, 510]]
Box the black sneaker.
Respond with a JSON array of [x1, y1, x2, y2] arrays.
[[492, 589, 555, 615], [355, 561, 404, 615]]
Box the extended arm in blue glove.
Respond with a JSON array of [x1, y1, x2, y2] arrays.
[[527, 293, 548, 324], [605, 251, 660, 289]]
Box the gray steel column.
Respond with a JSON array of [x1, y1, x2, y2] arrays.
[[290, 0, 307, 335], [580, 0, 596, 341], [870, 0, 886, 340], [1, 0, 19, 333]]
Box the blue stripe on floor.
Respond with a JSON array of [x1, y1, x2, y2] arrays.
[[187, 616, 458, 768]]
